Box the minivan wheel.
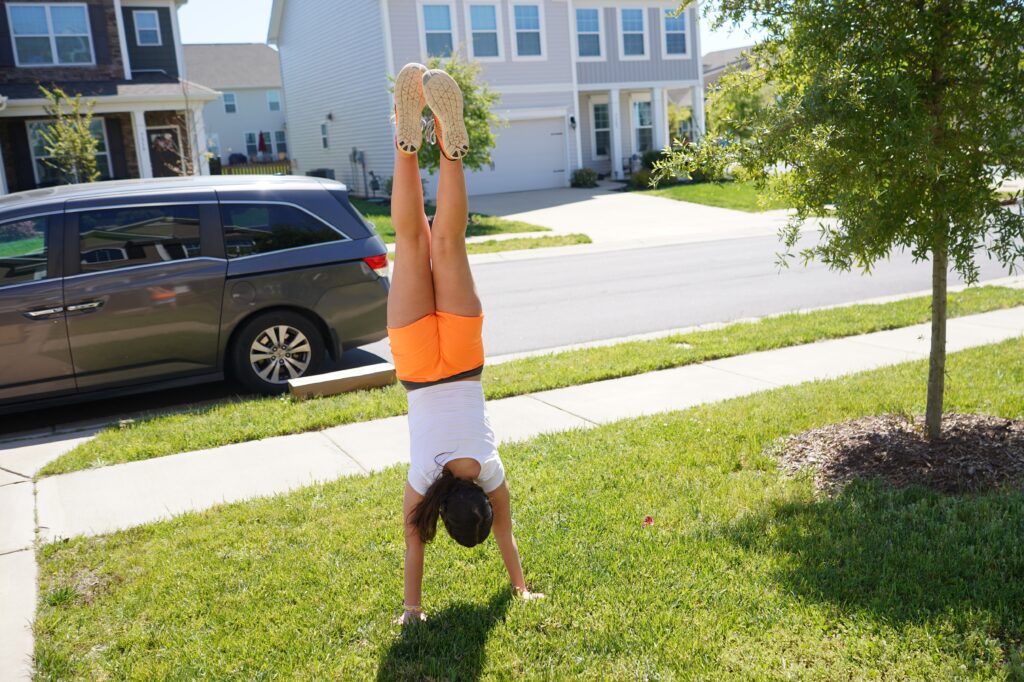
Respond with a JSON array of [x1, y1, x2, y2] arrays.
[[230, 311, 325, 394]]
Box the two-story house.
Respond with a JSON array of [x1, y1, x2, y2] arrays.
[[268, 0, 703, 197], [183, 43, 288, 166], [0, 0, 216, 196]]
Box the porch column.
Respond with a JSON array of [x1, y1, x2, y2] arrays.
[[131, 109, 154, 179], [609, 87, 624, 180], [652, 87, 666, 150], [191, 106, 209, 176], [691, 84, 706, 142]]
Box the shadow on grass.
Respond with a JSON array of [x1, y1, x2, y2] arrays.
[[724, 480, 1024, 669], [376, 590, 512, 681]]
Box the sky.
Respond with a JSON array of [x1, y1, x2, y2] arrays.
[[177, 0, 766, 57]]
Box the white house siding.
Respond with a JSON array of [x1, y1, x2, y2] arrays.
[[201, 88, 288, 164], [574, 5, 701, 85], [387, 0, 574, 88], [276, 0, 393, 192]]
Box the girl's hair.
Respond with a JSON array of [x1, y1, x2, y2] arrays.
[[411, 468, 493, 547]]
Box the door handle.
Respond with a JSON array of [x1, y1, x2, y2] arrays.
[[66, 300, 104, 313], [23, 306, 64, 319]]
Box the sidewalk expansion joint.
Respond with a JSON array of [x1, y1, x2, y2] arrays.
[[0, 546, 32, 557], [317, 432, 370, 474], [524, 395, 601, 426], [0, 465, 30, 480], [697, 361, 786, 388]]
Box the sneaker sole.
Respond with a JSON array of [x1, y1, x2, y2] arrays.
[[395, 63, 426, 154], [422, 70, 469, 160]]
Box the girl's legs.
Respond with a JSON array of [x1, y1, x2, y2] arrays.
[[387, 150, 435, 329], [430, 156, 482, 317]]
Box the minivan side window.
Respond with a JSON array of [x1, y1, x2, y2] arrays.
[[78, 206, 201, 273], [220, 203, 342, 258], [0, 216, 49, 287]]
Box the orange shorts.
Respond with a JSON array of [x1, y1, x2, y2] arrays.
[[387, 311, 485, 387]]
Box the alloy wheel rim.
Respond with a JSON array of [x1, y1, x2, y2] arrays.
[[249, 325, 312, 384]]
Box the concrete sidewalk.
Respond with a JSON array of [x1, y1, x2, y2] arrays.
[[27, 306, 1024, 542], [3, 306, 1024, 679]]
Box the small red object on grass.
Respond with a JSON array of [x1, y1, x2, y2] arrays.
[[643, 515, 654, 527]]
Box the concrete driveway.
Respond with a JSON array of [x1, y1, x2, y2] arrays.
[[467, 180, 795, 245]]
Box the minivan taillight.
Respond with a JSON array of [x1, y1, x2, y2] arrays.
[[363, 253, 389, 278]]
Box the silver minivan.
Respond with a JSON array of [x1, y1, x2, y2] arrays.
[[0, 176, 390, 413]]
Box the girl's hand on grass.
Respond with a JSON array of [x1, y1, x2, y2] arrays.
[[514, 587, 545, 601], [395, 609, 427, 625]]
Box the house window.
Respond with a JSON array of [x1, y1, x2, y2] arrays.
[[267, 89, 281, 112], [511, 4, 542, 58], [575, 8, 601, 59], [468, 4, 499, 59], [133, 10, 161, 46], [274, 130, 288, 156], [620, 8, 646, 58], [223, 93, 237, 114], [244, 132, 259, 158], [8, 3, 94, 66], [633, 100, 653, 153], [422, 4, 453, 57], [663, 10, 687, 56], [28, 118, 110, 185], [320, 123, 329, 149], [207, 133, 221, 160], [592, 101, 610, 158]]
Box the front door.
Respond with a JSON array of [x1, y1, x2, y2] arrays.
[[62, 196, 226, 390], [147, 126, 185, 177], [0, 212, 76, 405]]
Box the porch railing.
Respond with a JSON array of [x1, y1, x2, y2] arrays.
[[219, 162, 292, 176]]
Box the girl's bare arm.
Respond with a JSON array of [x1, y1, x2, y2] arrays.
[[488, 481, 541, 597], [400, 483, 427, 623]]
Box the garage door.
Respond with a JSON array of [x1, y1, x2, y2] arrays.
[[464, 117, 567, 196]]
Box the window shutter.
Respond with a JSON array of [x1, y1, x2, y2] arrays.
[[0, 9, 15, 67], [89, 4, 112, 65], [106, 119, 129, 179]]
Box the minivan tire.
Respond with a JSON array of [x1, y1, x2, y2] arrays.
[[230, 310, 326, 394]]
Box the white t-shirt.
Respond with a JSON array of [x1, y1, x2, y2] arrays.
[[406, 380, 505, 495]]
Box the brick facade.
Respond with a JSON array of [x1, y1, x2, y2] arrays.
[[2, 0, 125, 85]]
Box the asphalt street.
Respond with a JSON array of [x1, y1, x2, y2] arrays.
[[361, 233, 1017, 358], [4, 233, 1016, 436]]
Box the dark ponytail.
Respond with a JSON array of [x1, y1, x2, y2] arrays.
[[411, 468, 494, 547], [411, 468, 458, 543]]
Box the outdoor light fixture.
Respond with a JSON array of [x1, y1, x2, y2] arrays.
[[570, 115, 576, 130], [326, 112, 334, 121]]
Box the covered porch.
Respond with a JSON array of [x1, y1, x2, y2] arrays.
[[577, 81, 705, 180], [0, 78, 217, 195]]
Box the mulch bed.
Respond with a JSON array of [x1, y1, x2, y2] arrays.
[[776, 413, 1024, 495]]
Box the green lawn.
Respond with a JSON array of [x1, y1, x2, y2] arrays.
[[350, 199, 548, 243], [465, 233, 590, 254], [33, 338, 1024, 679], [649, 180, 791, 212], [39, 286, 1024, 477], [0, 237, 44, 258]]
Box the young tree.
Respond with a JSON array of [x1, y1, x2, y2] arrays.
[[37, 86, 100, 184], [655, 0, 1024, 439], [411, 55, 502, 174]]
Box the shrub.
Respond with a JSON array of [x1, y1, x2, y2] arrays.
[[629, 169, 653, 189], [571, 168, 599, 188], [641, 149, 666, 170]]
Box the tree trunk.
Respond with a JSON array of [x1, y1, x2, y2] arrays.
[[925, 243, 948, 440]]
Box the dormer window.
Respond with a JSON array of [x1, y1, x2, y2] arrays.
[[133, 10, 162, 47], [7, 3, 94, 66]]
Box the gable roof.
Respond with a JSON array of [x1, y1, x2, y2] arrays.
[[183, 43, 282, 89], [702, 45, 754, 76]]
